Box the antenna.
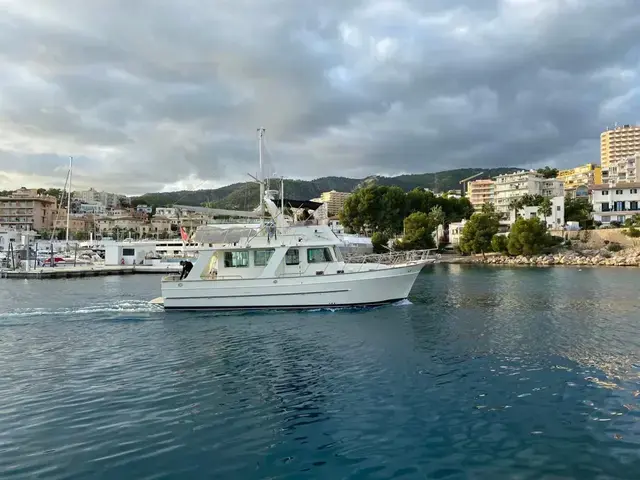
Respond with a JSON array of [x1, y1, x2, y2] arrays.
[[257, 128, 265, 223]]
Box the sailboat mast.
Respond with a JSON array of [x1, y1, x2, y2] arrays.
[[258, 128, 265, 224], [66, 156, 73, 243]]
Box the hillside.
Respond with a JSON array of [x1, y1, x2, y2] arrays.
[[132, 167, 521, 210]]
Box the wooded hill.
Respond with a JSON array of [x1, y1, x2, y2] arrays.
[[129, 167, 521, 210]]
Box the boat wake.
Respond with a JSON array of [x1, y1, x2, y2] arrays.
[[2, 300, 164, 318]]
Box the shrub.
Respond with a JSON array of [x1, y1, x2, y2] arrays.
[[623, 226, 640, 238], [607, 242, 623, 252], [490, 234, 509, 254], [371, 232, 391, 253], [610, 221, 622, 228]]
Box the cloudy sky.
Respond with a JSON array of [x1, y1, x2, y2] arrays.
[[1, 0, 639, 195]]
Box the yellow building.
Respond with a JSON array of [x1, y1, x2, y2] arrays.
[[467, 179, 494, 210], [600, 124, 640, 168], [319, 190, 351, 216], [556, 163, 602, 189]]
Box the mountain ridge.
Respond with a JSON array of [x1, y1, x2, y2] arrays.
[[131, 167, 522, 210]]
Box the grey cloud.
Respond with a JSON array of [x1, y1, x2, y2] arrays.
[[0, 0, 639, 194]]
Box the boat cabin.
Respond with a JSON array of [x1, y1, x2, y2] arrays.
[[188, 243, 346, 281]]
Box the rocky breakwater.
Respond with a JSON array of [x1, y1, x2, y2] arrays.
[[468, 248, 640, 267]]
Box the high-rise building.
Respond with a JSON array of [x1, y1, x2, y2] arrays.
[[319, 190, 351, 216], [600, 124, 640, 168], [494, 171, 564, 215], [0, 188, 57, 231], [467, 179, 495, 210]]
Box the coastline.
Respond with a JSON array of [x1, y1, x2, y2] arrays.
[[440, 248, 640, 267]]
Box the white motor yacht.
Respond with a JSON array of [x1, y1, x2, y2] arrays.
[[151, 128, 436, 311]]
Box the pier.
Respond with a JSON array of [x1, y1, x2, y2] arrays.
[[0, 265, 180, 280]]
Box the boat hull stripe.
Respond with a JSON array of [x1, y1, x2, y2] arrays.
[[172, 289, 350, 300], [163, 298, 405, 311]]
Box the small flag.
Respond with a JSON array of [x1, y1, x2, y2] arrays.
[[180, 226, 189, 242]]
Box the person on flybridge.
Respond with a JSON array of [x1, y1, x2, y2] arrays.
[[179, 260, 193, 280]]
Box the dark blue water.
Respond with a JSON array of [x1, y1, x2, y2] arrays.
[[2, 266, 640, 479]]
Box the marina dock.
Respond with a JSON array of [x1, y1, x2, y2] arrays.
[[0, 265, 180, 280]]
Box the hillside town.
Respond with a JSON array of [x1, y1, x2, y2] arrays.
[[1, 124, 639, 250]]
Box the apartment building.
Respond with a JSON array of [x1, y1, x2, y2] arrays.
[[156, 207, 178, 218], [601, 153, 638, 185], [319, 190, 351, 216], [53, 209, 89, 233], [590, 183, 640, 225], [0, 188, 57, 231], [494, 171, 564, 215], [600, 124, 640, 169], [467, 179, 495, 210], [557, 163, 602, 188], [74, 188, 124, 209]]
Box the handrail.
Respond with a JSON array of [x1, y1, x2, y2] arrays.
[[344, 249, 438, 267]]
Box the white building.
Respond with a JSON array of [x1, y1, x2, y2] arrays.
[[591, 183, 640, 225], [74, 188, 124, 209], [136, 204, 153, 214], [509, 196, 565, 229], [601, 153, 638, 185], [448, 220, 467, 246], [494, 171, 564, 215], [156, 207, 178, 218], [78, 202, 106, 215], [105, 242, 157, 266]]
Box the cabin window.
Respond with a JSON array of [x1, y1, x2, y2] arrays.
[[254, 249, 274, 267], [122, 248, 135, 256], [224, 251, 249, 268], [285, 248, 299, 265], [333, 247, 344, 262], [307, 248, 333, 263]]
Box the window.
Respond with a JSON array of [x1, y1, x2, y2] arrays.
[[224, 251, 249, 267], [632, 189, 638, 194], [616, 190, 623, 195], [601, 203, 610, 212], [254, 249, 274, 267], [307, 248, 333, 263], [602, 190, 609, 195], [631, 201, 639, 211], [556, 206, 561, 211], [122, 248, 135, 256], [285, 248, 299, 265]]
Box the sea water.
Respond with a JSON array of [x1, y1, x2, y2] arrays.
[[1, 265, 640, 479]]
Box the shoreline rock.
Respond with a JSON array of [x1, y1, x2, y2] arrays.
[[445, 248, 640, 267]]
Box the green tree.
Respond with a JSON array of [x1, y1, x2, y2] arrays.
[[371, 231, 390, 253], [538, 197, 552, 220], [459, 213, 500, 257], [491, 234, 509, 253], [46, 188, 62, 199], [398, 212, 436, 250], [564, 196, 592, 224], [74, 231, 89, 241], [537, 166, 559, 179], [380, 186, 407, 234], [507, 217, 551, 256]]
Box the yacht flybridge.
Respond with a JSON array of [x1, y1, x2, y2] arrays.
[[151, 129, 436, 311]]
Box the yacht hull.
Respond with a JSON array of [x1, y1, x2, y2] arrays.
[[160, 263, 425, 311]]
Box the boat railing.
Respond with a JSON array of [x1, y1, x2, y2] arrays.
[[343, 249, 440, 269]]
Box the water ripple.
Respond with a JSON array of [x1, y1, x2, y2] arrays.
[[2, 270, 640, 478]]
